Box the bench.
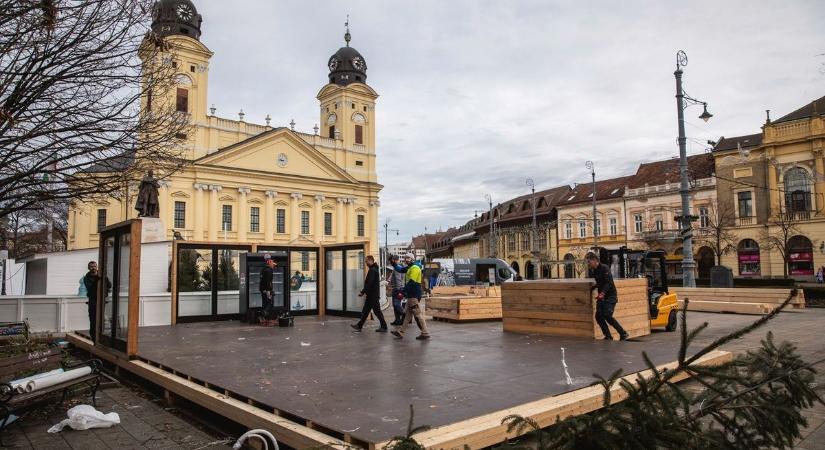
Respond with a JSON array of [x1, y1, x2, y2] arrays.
[[0, 346, 102, 443]]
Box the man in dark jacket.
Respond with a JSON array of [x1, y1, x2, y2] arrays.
[[351, 255, 388, 332], [387, 254, 406, 325], [259, 258, 276, 320], [586, 252, 628, 341], [83, 261, 109, 342]]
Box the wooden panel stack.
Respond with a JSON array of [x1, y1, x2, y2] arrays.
[[428, 296, 502, 322], [431, 285, 501, 298], [502, 279, 651, 339], [673, 287, 805, 315]]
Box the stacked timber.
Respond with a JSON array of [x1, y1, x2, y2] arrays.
[[431, 285, 501, 298], [673, 287, 805, 315], [502, 279, 651, 339], [428, 296, 502, 322]]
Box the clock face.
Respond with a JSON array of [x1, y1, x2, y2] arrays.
[[351, 56, 366, 71], [328, 57, 339, 72], [176, 3, 194, 21], [327, 113, 337, 126], [277, 153, 288, 168]]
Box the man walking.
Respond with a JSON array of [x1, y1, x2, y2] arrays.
[[259, 258, 276, 320], [351, 255, 388, 332], [391, 254, 430, 340], [82, 261, 104, 342], [586, 252, 628, 341], [387, 254, 406, 325]]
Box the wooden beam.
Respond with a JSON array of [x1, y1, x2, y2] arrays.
[[127, 219, 142, 357], [375, 350, 732, 450], [66, 333, 349, 449]]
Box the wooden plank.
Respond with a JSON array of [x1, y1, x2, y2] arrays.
[[65, 333, 348, 449], [374, 350, 732, 450], [128, 220, 142, 357], [677, 300, 773, 315]]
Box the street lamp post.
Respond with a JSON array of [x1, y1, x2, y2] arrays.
[[526, 178, 537, 255], [585, 161, 597, 249], [383, 219, 399, 262], [674, 50, 712, 288], [484, 194, 494, 258]]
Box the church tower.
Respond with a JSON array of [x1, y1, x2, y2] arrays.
[[142, 0, 213, 136], [317, 22, 378, 154]]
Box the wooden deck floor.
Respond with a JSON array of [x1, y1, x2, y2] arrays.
[[128, 315, 734, 445]]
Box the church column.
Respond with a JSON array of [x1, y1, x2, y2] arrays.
[[264, 191, 277, 242], [238, 187, 250, 242], [314, 195, 325, 244], [336, 197, 346, 242], [193, 183, 206, 241], [347, 198, 356, 243], [290, 192, 302, 242], [369, 199, 380, 255], [208, 184, 222, 241]]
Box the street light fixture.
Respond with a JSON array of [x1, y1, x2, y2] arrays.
[[484, 193, 494, 258], [674, 49, 712, 288], [585, 161, 597, 248]]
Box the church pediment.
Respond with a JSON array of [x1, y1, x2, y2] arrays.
[[248, 198, 263, 205], [194, 128, 359, 184], [219, 195, 235, 202], [298, 202, 312, 209], [170, 191, 190, 198], [322, 203, 335, 210], [273, 200, 289, 206]]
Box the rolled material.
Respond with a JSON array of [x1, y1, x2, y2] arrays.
[[9, 368, 65, 393], [27, 367, 92, 392]]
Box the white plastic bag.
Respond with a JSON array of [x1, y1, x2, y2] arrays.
[[47, 405, 120, 433]]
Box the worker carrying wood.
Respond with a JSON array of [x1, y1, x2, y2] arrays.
[[586, 252, 629, 341]]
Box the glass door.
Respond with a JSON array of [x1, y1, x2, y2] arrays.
[[99, 227, 130, 352], [323, 245, 365, 316]]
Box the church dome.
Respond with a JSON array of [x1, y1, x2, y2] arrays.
[[327, 26, 367, 86], [151, 0, 202, 40]]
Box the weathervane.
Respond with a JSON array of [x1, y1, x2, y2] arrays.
[[344, 15, 351, 46]]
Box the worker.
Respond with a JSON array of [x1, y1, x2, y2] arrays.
[[391, 254, 430, 340], [259, 258, 276, 320], [387, 254, 406, 325], [351, 255, 388, 332], [586, 252, 628, 341], [82, 261, 106, 341]]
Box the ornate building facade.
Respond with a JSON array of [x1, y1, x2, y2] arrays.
[[67, 0, 382, 256]]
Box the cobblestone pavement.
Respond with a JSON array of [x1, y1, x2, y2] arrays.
[[2, 380, 234, 450]]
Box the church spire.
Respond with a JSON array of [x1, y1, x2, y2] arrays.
[[344, 15, 351, 47]]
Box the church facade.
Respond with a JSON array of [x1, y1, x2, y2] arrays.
[[67, 0, 382, 257]]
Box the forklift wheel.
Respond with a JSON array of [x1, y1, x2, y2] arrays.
[[665, 310, 678, 332]]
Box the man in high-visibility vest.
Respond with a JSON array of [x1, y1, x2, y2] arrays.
[[391, 254, 430, 340]]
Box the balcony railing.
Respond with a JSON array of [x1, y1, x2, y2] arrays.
[[781, 210, 812, 221], [641, 229, 680, 241], [737, 216, 754, 226]]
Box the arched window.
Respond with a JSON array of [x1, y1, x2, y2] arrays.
[[788, 235, 814, 276], [737, 239, 760, 276], [563, 253, 575, 278], [784, 167, 812, 213]]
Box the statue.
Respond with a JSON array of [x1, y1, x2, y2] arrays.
[[135, 170, 160, 218]]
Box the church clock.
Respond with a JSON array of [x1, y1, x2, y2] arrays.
[[176, 2, 194, 20]]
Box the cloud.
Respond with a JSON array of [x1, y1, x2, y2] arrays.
[[195, 0, 825, 243]]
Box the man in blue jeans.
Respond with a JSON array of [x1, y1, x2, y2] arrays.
[[586, 252, 628, 341]]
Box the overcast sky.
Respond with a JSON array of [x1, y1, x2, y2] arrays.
[[193, 0, 825, 244]]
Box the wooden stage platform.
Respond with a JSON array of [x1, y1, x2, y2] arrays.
[[69, 317, 732, 449]]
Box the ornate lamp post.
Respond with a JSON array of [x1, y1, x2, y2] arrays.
[[674, 50, 712, 288], [585, 161, 597, 248]]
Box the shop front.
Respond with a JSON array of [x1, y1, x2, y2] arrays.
[[788, 236, 814, 277], [737, 239, 761, 277]]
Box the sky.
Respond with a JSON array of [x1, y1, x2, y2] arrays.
[[193, 0, 825, 244]]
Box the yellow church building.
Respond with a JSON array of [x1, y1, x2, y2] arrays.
[[67, 0, 382, 258]]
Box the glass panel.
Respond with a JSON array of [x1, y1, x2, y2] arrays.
[[346, 249, 365, 312], [216, 249, 241, 314], [325, 250, 344, 310], [272, 266, 286, 309], [177, 248, 212, 316], [116, 233, 130, 341], [102, 236, 115, 339], [289, 251, 317, 311]]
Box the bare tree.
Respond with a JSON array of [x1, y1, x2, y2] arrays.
[[0, 0, 190, 220], [760, 212, 805, 279], [694, 201, 737, 266]]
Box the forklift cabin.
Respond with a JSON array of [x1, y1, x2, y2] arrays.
[[600, 247, 678, 331]]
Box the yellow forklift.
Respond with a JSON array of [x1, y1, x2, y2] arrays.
[[600, 247, 679, 331]]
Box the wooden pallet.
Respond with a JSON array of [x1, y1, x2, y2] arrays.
[[673, 287, 805, 311], [431, 285, 501, 298], [502, 279, 651, 339], [428, 296, 502, 322]]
